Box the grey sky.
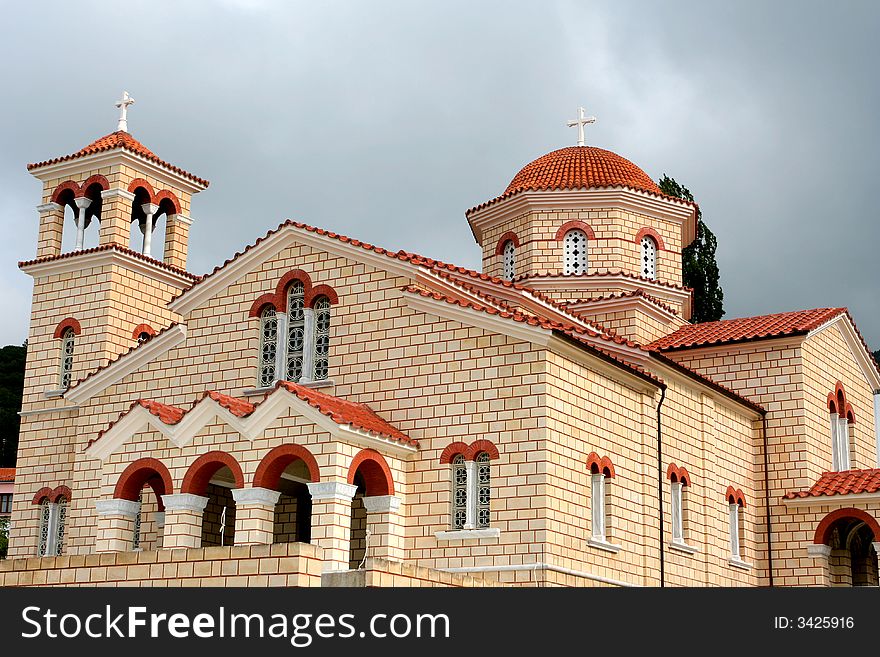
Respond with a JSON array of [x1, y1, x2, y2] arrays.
[[2, 0, 879, 347]]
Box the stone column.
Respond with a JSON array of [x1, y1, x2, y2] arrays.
[[36, 202, 64, 258], [362, 495, 404, 562], [231, 487, 281, 545], [307, 481, 357, 572], [164, 213, 192, 270], [160, 493, 209, 550], [73, 197, 92, 251], [141, 203, 159, 257], [94, 499, 140, 553]]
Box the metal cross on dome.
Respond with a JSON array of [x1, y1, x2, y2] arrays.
[[567, 106, 596, 147], [115, 91, 135, 132]]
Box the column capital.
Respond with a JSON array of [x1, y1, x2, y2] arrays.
[[161, 493, 209, 512], [74, 196, 93, 210], [362, 495, 401, 514], [95, 498, 140, 518], [141, 202, 160, 215], [36, 202, 63, 214], [232, 486, 281, 507], [807, 544, 832, 558], [308, 481, 358, 502], [100, 188, 136, 203]]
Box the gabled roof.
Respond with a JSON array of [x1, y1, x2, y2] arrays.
[[27, 131, 209, 187], [19, 243, 200, 281], [648, 308, 847, 351], [784, 469, 880, 499], [0, 468, 14, 483]]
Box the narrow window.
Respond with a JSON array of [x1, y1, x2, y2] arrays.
[[132, 490, 143, 551], [641, 236, 657, 279], [53, 496, 67, 556], [502, 240, 516, 280], [830, 412, 852, 471], [313, 296, 331, 381], [0, 493, 11, 514], [476, 452, 491, 528], [671, 480, 684, 543], [729, 502, 743, 561], [258, 306, 278, 387], [286, 282, 306, 381], [591, 470, 607, 541], [37, 498, 51, 557], [451, 454, 467, 529], [59, 328, 75, 388], [563, 229, 588, 275]]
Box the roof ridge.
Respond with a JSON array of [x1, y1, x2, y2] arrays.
[[514, 269, 692, 292], [19, 243, 201, 281]]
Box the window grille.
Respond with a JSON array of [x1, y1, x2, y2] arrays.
[[286, 282, 305, 381], [59, 328, 75, 388], [563, 229, 588, 275], [641, 236, 657, 279], [502, 240, 516, 280], [452, 454, 467, 529], [258, 307, 278, 387], [313, 297, 331, 381], [476, 452, 491, 528]]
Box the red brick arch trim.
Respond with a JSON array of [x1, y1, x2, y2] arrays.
[[348, 448, 394, 496], [666, 463, 692, 487], [128, 178, 157, 201], [32, 486, 70, 504], [154, 190, 182, 215], [114, 458, 174, 505], [181, 451, 244, 495], [131, 323, 156, 339], [273, 270, 313, 312], [827, 383, 855, 422], [53, 317, 81, 338], [555, 221, 596, 241], [32, 487, 53, 504], [307, 284, 339, 307], [813, 508, 880, 545], [50, 181, 81, 204], [495, 232, 521, 255], [586, 452, 616, 478], [635, 227, 666, 251], [81, 174, 110, 194], [440, 442, 470, 464], [253, 444, 321, 489], [249, 293, 278, 318], [465, 439, 500, 461], [725, 486, 746, 508]]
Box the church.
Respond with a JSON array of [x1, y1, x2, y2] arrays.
[[3, 95, 879, 588]]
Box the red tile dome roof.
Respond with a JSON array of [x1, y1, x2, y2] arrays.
[[504, 146, 662, 197]]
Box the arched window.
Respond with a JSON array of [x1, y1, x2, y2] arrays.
[[667, 464, 694, 552], [313, 296, 331, 381], [729, 497, 746, 564], [258, 306, 278, 387], [53, 496, 68, 556], [451, 454, 467, 530], [641, 236, 657, 279], [476, 451, 491, 528], [37, 498, 51, 557], [502, 240, 516, 280], [286, 282, 306, 381], [59, 328, 75, 388], [829, 385, 854, 471], [563, 229, 588, 275]]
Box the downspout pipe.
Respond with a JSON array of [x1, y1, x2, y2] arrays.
[[656, 385, 667, 587], [762, 412, 774, 587]]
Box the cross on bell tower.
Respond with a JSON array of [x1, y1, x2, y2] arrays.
[[566, 106, 596, 147], [115, 91, 135, 132]]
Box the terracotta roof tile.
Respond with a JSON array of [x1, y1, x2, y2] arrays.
[[205, 390, 255, 417], [515, 269, 691, 292], [0, 467, 14, 482], [276, 381, 416, 446], [138, 399, 185, 425], [466, 146, 696, 216], [19, 244, 200, 281], [784, 469, 880, 499], [28, 131, 209, 187], [648, 308, 847, 351], [562, 289, 680, 316]]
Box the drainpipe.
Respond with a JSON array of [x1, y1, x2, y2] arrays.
[[762, 413, 774, 587], [656, 385, 667, 587]]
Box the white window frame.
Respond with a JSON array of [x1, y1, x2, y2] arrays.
[[257, 306, 278, 387], [502, 240, 516, 280], [448, 452, 491, 531], [312, 296, 331, 382], [451, 454, 468, 530], [831, 413, 851, 471], [563, 229, 588, 275], [36, 497, 67, 557], [670, 481, 684, 543], [475, 452, 491, 529], [591, 472, 607, 542], [729, 503, 741, 560], [286, 282, 306, 381], [640, 235, 657, 279]]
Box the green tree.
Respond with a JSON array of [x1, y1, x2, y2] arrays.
[[0, 517, 8, 559], [658, 175, 724, 323], [874, 349, 879, 365], [0, 342, 27, 467]]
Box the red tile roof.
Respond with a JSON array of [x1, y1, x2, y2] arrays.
[[0, 468, 14, 482], [784, 469, 880, 499], [27, 131, 209, 187], [467, 146, 696, 216], [276, 381, 416, 446], [515, 269, 691, 292], [19, 243, 200, 281], [205, 390, 255, 417], [562, 289, 680, 316], [138, 399, 185, 425], [648, 308, 847, 351]]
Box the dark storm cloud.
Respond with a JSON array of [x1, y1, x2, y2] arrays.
[[1, 0, 878, 347]]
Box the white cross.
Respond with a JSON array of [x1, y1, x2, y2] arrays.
[[566, 106, 596, 147], [115, 91, 135, 132]]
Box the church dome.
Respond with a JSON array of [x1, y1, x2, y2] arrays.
[[503, 146, 662, 197]]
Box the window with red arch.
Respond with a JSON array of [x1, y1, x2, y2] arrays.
[[587, 452, 617, 547], [33, 485, 71, 556], [439, 440, 499, 530], [667, 463, 693, 549], [725, 486, 748, 565], [53, 318, 81, 389], [827, 383, 855, 471], [250, 270, 338, 387]]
